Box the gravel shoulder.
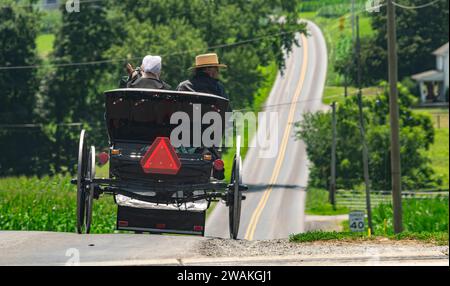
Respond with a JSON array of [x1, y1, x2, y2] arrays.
[[199, 237, 449, 258]]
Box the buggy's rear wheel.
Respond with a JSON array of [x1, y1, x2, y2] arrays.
[[76, 129, 96, 234], [229, 137, 243, 240], [76, 130, 88, 234]]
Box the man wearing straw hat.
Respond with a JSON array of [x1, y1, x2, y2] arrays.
[[177, 53, 228, 99], [178, 53, 229, 180]]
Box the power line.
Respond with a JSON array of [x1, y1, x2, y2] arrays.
[[0, 0, 108, 9], [0, 122, 83, 128], [0, 29, 302, 70], [392, 0, 444, 10], [0, 87, 383, 128], [232, 87, 382, 112]]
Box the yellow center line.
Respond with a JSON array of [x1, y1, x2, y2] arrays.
[[244, 34, 309, 241]]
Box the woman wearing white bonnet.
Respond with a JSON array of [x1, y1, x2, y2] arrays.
[[124, 55, 171, 90], [142, 55, 162, 77]]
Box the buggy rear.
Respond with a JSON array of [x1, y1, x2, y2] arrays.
[[72, 89, 246, 239]]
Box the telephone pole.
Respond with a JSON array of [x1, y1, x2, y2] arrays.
[[330, 102, 337, 210], [387, 0, 403, 234], [351, 0, 356, 41], [355, 15, 373, 233]]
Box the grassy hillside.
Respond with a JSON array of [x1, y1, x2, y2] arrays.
[[413, 108, 449, 188], [36, 34, 55, 58], [300, 1, 375, 87]]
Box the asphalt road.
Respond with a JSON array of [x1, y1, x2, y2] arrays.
[[1, 231, 447, 266], [206, 21, 328, 240]]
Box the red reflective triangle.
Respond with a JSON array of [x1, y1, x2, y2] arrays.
[[140, 137, 181, 175]]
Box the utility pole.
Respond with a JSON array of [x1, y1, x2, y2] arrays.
[[355, 15, 373, 233], [351, 0, 356, 41], [349, 0, 355, 98], [330, 102, 337, 210], [387, 0, 403, 234]]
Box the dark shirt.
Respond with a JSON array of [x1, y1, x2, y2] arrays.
[[177, 72, 228, 100], [128, 76, 171, 90]]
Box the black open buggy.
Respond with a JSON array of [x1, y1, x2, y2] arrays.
[[73, 88, 246, 239]]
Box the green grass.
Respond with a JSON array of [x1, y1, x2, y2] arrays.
[[290, 230, 448, 245], [300, 11, 318, 20], [0, 176, 117, 233], [36, 34, 55, 58], [413, 108, 449, 187], [305, 188, 349, 215], [298, 197, 449, 245], [290, 231, 366, 243], [427, 129, 449, 187], [372, 197, 449, 235], [413, 107, 449, 115], [96, 163, 109, 178], [414, 108, 449, 129], [322, 85, 382, 105]]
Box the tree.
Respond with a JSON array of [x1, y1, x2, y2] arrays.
[[296, 82, 441, 191], [335, 35, 386, 86], [105, 18, 208, 88], [0, 3, 42, 176], [42, 2, 114, 173]]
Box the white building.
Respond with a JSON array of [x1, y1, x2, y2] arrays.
[[42, 0, 59, 10], [412, 42, 449, 104]]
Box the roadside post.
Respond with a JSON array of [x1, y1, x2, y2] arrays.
[[387, 0, 403, 234], [330, 102, 337, 210], [355, 15, 373, 233]]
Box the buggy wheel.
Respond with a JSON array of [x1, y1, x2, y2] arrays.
[[76, 130, 88, 234], [85, 146, 96, 234], [229, 137, 243, 240]]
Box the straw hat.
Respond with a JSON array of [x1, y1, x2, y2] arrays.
[[189, 53, 227, 70]]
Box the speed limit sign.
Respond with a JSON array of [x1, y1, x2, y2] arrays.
[[349, 211, 365, 232]]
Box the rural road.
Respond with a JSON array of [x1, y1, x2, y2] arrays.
[[206, 20, 328, 240], [1, 231, 447, 266]]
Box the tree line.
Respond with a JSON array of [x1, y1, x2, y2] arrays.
[[296, 82, 442, 191]]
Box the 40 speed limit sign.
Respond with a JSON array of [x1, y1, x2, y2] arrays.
[[349, 211, 365, 232]]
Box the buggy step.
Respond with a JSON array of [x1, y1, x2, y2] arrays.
[[117, 205, 206, 236]]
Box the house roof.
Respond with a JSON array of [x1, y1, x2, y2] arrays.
[[433, 42, 449, 56], [412, 70, 445, 82]]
